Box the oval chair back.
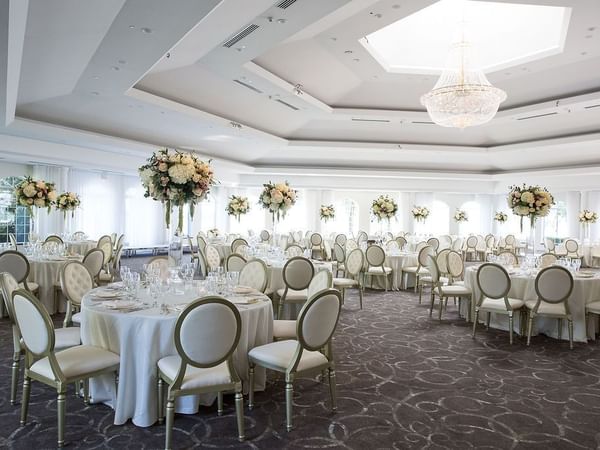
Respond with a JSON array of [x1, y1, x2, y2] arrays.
[[345, 239, 358, 252], [539, 252, 558, 268], [197, 235, 207, 254], [545, 238, 556, 253], [82, 248, 104, 280], [282, 257, 314, 291], [446, 250, 464, 281], [451, 237, 463, 251], [225, 253, 246, 272], [148, 256, 171, 281], [307, 270, 333, 299], [497, 250, 519, 266], [205, 245, 221, 271], [417, 245, 434, 268], [231, 238, 248, 253], [396, 236, 407, 250], [334, 234, 347, 247], [365, 245, 385, 268], [259, 230, 270, 242], [426, 237, 440, 252], [60, 261, 93, 308], [310, 233, 323, 247], [98, 240, 113, 266], [238, 259, 268, 292], [0, 272, 20, 325], [45, 235, 64, 244], [534, 266, 573, 311], [476, 263, 511, 301], [297, 289, 342, 352], [0, 250, 30, 284], [505, 234, 516, 249], [415, 241, 427, 254], [465, 236, 478, 251], [564, 239, 579, 257], [12, 289, 55, 358], [436, 248, 451, 275], [345, 248, 364, 278], [385, 240, 399, 253], [286, 244, 304, 258]]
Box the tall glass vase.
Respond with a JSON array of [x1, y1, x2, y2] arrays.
[[583, 222, 591, 244], [528, 218, 536, 256], [169, 229, 183, 267]]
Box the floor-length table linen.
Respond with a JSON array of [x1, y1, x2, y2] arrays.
[[65, 240, 96, 256], [463, 266, 600, 342], [80, 286, 273, 427], [28, 256, 80, 313]]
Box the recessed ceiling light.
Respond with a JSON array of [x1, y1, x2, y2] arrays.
[[392, 4, 401, 9], [91, 91, 99, 96], [111, 66, 120, 71], [344, 50, 353, 54], [160, 111, 165, 115], [92, 76, 100, 80], [277, 18, 287, 24], [330, 37, 337, 41], [128, 25, 135, 29], [118, 59, 126, 64], [140, 27, 152, 34], [236, 46, 246, 52], [353, 58, 360, 62]]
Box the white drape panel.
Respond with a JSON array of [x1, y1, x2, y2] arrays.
[[32, 165, 67, 238]]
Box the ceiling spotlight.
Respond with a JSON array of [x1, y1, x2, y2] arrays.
[[236, 46, 246, 52], [111, 66, 120, 71], [118, 59, 126, 64], [353, 58, 360, 62], [128, 25, 135, 29], [91, 91, 99, 96], [277, 19, 287, 24], [229, 121, 242, 130], [344, 50, 353, 54], [140, 27, 152, 34], [293, 84, 304, 96]]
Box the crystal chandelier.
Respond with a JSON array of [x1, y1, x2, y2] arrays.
[[420, 28, 507, 129]]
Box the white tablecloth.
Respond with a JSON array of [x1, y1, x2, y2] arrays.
[[65, 240, 96, 256], [28, 256, 81, 314], [363, 252, 418, 290], [463, 266, 600, 342], [81, 285, 273, 427]]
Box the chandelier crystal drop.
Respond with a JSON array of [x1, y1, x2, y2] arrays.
[[420, 31, 507, 129]]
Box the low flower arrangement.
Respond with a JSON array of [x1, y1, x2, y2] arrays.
[[494, 211, 508, 223], [14, 176, 57, 214], [226, 195, 250, 222], [259, 181, 297, 222], [371, 195, 398, 222], [320, 204, 335, 222], [507, 184, 554, 229], [454, 209, 468, 222], [412, 205, 430, 222], [56, 192, 81, 218], [139, 148, 216, 231], [579, 209, 598, 224]]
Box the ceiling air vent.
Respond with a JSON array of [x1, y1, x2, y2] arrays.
[[516, 112, 558, 121], [277, 0, 298, 9], [351, 118, 390, 123], [275, 99, 299, 111], [233, 79, 263, 94], [223, 24, 259, 48], [584, 104, 600, 110], [411, 121, 435, 125]]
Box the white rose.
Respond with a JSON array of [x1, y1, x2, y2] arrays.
[[274, 183, 288, 193], [23, 184, 37, 198], [33, 198, 45, 207], [271, 190, 284, 204], [47, 190, 57, 202]]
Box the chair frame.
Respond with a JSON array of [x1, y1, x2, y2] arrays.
[[365, 245, 391, 291], [225, 253, 247, 272], [333, 248, 364, 309], [278, 257, 314, 319], [239, 259, 269, 293]]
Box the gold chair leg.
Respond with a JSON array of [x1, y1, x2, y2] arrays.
[[20, 376, 31, 425], [248, 365, 255, 410], [157, 377, 164, 424], [508, 314, 514, 344], [429, 291, 435, 317], [438, 296, 444, 321], [83, 379, 90, 405], [217, 391, 224, 416], [568, 319, 574, 350], [11, 351, 19, 405], [285, 381, 293, 431], [165, 398, 175, 450], [328, 367, 337, 411], [527, 314, 534, 346], [235, 390, 245, 441], [57, 390, 66, 447], [557, 318, 563, 340], [486, 312, 491, 329], [472, 310, 480, 338], [358, 287, 363, 310]]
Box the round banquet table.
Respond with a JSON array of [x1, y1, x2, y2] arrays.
[[80, 284, 273, 427], [28, 256, 81, 314], [65, 240, 96, 256], [363, 252, 418, 290], [463, 265, 600, 342]]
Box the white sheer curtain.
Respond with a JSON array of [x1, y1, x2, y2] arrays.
[[32, 165, 67, 238]]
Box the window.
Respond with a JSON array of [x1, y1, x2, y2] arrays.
[[329, 198, 359, 236], [545, 200, 568, 239], [0, 177, 31, 243], [460, 201, 481, 235]]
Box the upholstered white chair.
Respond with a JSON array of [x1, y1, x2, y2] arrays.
[[395, 236, 407, 251], [45, 234, 64, 244], [425, 255, 472, 321], [285, 244, 304, 258], [260, 230, 270, 242], [463, 236, 478, 261], [418, 249, 450, 303], [504, 234, 517, 251], [497, 250, 519, 266], [97, 237, 114, 284], [147, 256, 172, 281], [385, 240, 399, 253], [310, 233, 324, 260], [539, 252, 558, 268], [563, 239, 581, 259], [333, 243, 346, 277], [186, 236, 201, 268], [545, 238, 556, 254], [365, 245, 392, 291], [82, 248, 104, 283], [526, 266, 574, 349], [225, 253, 247, 272], [157, 297, 244, 448], [356, 231, 368, 245], [231, 238, 248, 253], [0, 273, 81, 405], [274, 270, 333, 340], [205, 245, 221, 272], [426, 237, 440, 253], [61, 261, 93, 328], [0, 250, 39, 297], [451, 237, 463, 252], [196, 234, 207, 254], [13, 289, 119, 447], [238, 259, 268, 293], [333, 248, 364, 309], [9, 233, 18, 250], [248, 289, 342, 431], [402, 245, 433, 295], [473, 263, 524, 344], [447, 250, 466, 286], [277, 257, 315, 319], [334, 233, 347, 247], [345, 239, 358, 252], [414, 241, 427, 254]]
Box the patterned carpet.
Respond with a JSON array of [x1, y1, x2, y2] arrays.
[[1, 276, 600, 449]]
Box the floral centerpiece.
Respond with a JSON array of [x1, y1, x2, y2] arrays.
[[371, 195, 398, 222], [226, 195, 250, 222], [139, 148, 216, 231], [259, 181, 297, 222], [56, 192, 81, 218], [579, 209, 598, 224], [412, 205, 430, 222], [208, 228, 220, 238], [14, 176, 57, 215], [507, 184, 554, 230], [454, 209, 468, 222], [319, 204, 335, 222], [494, 211, 508, 223]]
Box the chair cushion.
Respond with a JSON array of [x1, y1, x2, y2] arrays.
[[248, 340, 328, 373], [273, 320, 297, 339], [420, 276, 449, 285], [54, 327, 81, 350], [525, 300, 568, 316], [333, 277, 358, 287], [440, 285, 472, 296], [367, 266, 392, 274], [480, 297, 524, 312], [402, 266, 429, 275], [30, 345, 119, 380], [277, 288, 308, 301], [157, 355, 231, 390], [586, 301, 600, 314], [72, 312, 82, 324]]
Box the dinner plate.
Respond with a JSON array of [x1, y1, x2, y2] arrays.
[[233, 286, 253, 294], [93, 290, 123, 298], [103, 300, 138, 309]]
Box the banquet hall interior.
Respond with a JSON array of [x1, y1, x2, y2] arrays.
[[1, 0, 600, 448]]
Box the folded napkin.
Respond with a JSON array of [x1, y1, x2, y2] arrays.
[[233, 286, 254, 294], [229, 297, 261, 305], [93, 290, 124, 299], [103, 300, 138, 310]]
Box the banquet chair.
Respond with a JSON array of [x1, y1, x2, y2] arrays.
[[260, 230, 270, 243], [539, 252, 558, 268], [61, 261, 93, 328], [196, 235, 208, 276], [482, 235, 496, 260], [425, 255, 472, 321], [447, 251, 466, 286], [415, 241, 427, 254], [464, 236, 479, 262], [365, 245, 393, 291], [13, 289, 119, 448], [114, 234, 125, 252], [396, 236, 407, 251], [9, 233, 18, 250], [473, 263, 525, 344], [0, 273, 80, 406], [323, 239, 333, 261], [148, 256, 172, 281], [0, 250, 39, 297], [309, 233, 324, 260], [238, 259, 268, 293], [332, 248, 364, 309], [386, 240, 399, 253], [333, 243, 346, 277], [54, 247, 105, 310], [157, 297, 245, 448], [248, 289, 342, 431], [418, 249, 450, 303], [231, 238, 248, 253], [285, 244, 304, 258], [197, 230, 207, 239], [402, 245, 433, 296], [475, 235, 486, 260], [345, 238, 358, 252], [45, 235, 64, 244], [497, 250, 519, 266], [274, 270, 333, 340], [545, 238, 556, 255], [277, 257, 314, 320], [97, 238, 114, 284], [426, 237, 440, 253], [357, 231, 368, 245], [196, 235, 207, 254], [97, 234, 111, 249], [438, 235, 452, 250], [225, 253, 246, 272], [110, 232, 117, 245], [72, 231, 86, 240], [186, 236, 201, 269], [205, 245, 221, 272], [334, 234, 347, 247], [504, 234, 517, 251], [383, 231, 394, 242], [562, 239, 581, 259], [451, 237, 463, 252], [236, 244, 250, 258], [110, 243, 124, 275], [525, 266, 574, 349]]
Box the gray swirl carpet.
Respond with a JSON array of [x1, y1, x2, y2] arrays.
[[1, 287, 600, 449]]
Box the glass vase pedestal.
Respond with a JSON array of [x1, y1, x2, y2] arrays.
[[168, 231, 183, 267]]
